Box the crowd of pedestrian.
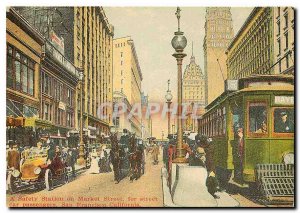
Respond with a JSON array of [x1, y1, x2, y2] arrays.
[[162, 133, 221, 198]]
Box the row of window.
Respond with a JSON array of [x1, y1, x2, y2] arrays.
[[115, 42, 126, 48], [228, 17, 272, 78], [41, 71, 74, 107], [210, 26, 231, 33], [229, 8, 270, 61], [43, 102, 74, 127], [210, 34, 231, 39], [209, 41, 230, 48], [199, 107, 226, 137], [276, 15, 289, 35], [277, 32, 290, 55], [199, 103, 294, 138], [208, 11, 231, 19], [6, 45, 35, 96], [277, 53, 292, 73], [248, 104, 294, 134]]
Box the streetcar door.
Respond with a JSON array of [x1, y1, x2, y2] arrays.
[[244, 100, 270, 180], [229, 99, 243, 168]]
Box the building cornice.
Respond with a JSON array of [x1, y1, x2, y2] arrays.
[[128, 39, 143, 81], [98, 7, 114, 36], [227, 7, 266, 51], [7, 7, 45, 45]]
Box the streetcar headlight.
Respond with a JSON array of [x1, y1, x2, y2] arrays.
[[34, 167, 41, 175], [283, 153, 294, 165], [12, 169, 20, 177]]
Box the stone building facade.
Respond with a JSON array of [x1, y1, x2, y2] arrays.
[[113, 36, 143, 137], [203, 7, 234, 105], [227, 7, 274, 80], [273, 7, 295, 75], [6, 8, 45, 146], [16, 7, 114, 136], [183, 53, 205, 132]]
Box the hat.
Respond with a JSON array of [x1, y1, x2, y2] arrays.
[[280, 111, 287, 116], [167, 134, 173, 139], [237, 128, 243, 133], [196, 147, 205, 154]]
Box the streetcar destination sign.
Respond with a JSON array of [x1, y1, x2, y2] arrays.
[[274, 96, 294, 105]]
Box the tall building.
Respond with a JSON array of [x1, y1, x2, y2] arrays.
[[141, 92, 151, 141], [227, 7, 274, 80], [113, 36, 143, 137], [16, 7, 114, 137], [273, 7, 295, 75], [182, 48, 205, 132], [203, 7, 234, 105]]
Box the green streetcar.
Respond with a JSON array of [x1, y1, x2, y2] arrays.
[[198, 75, 294, 188]]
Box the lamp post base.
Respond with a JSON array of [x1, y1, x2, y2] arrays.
[[77, 157, 86, 166]]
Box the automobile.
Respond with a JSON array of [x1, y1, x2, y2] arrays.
[[7, 147, 69, 194]]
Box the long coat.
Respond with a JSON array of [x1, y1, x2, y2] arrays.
[[151, 145, 159, 161], [7, 149, 20, 169]]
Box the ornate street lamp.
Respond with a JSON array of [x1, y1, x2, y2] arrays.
[[171, 7, 187, 163], [165, 79, 173, 136], [77, 69, 85, 165]]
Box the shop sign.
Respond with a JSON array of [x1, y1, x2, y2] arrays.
[[58, 101, 66, 110]]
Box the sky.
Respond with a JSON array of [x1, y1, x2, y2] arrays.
[[105, 7, 253, 138]]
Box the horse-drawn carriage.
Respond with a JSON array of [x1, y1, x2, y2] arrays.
[[109, 132, 145, 183]]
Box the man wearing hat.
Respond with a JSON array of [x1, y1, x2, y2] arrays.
[[7, 143, 20, 170], [194, 134, 215, 173], [231, 127, 246, 186], [275, 111, 294, 133], [163, 134, 172, 169], [194, 134, 220, 198]]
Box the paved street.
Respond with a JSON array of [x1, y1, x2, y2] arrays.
[[7, 151, 164, 207], [6, 148, 293, 208]]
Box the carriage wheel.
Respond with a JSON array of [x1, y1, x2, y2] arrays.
[[45, 169, 53, 191], [63, 169, 69, 184]]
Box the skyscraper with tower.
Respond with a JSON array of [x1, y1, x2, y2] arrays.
[[183, 43, 205, 132], [203, 7, 234, 105]]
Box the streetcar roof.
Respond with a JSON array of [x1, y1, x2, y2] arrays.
[[239, 74, 294, 81], [205, 84, 294, 113]]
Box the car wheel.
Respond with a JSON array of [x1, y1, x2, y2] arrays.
[[7, 173, 17, 194], [45, 169, 53, 191]]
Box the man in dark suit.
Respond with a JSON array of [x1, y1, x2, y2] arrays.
[[275, 111, 294, 133]]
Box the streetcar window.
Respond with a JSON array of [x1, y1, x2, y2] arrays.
[[223, 107, 226, 135], [274, 108, 294, 133], [248, 103, 267, 133]]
